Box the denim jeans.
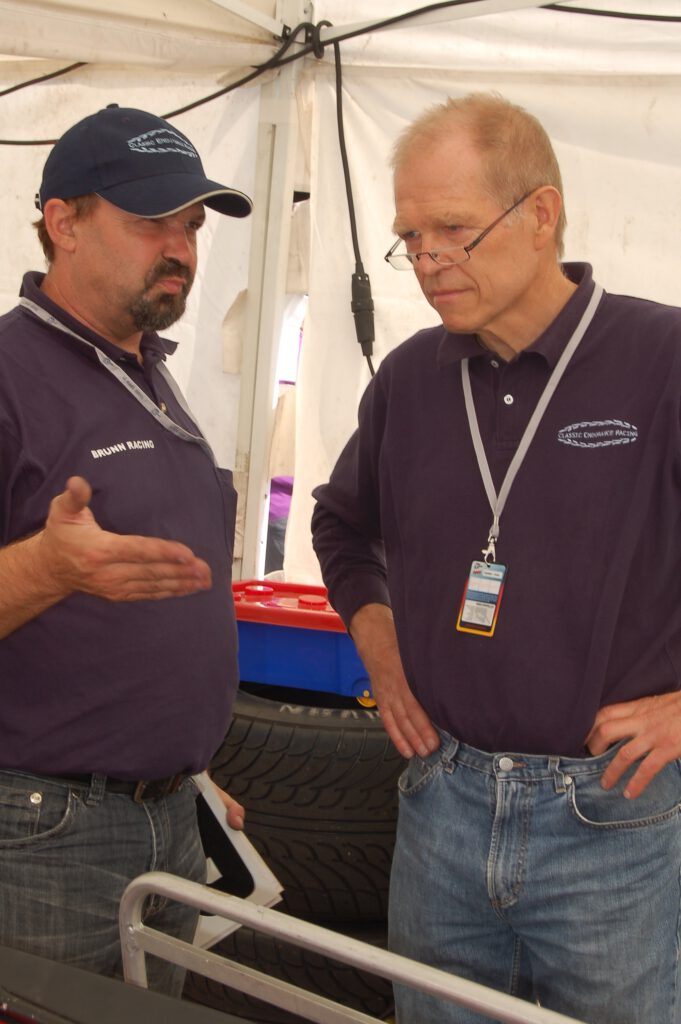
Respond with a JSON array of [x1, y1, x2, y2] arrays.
[[0, 770, 206, 996], [389, 732, 681, 1024]]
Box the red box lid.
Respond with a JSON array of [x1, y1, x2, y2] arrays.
[[232, 580, 346, 633]]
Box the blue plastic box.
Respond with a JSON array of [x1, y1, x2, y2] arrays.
[[233, 581, 372, 702]]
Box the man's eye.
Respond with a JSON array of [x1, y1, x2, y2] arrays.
[[399, 232, 420, 251]]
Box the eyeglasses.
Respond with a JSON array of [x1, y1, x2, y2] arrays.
[[383, 190, 534, 271]]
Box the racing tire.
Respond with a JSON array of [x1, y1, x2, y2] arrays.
[[207, 687, 405, 923]]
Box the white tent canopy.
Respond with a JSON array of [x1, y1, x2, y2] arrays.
[[1, 0, 679, 581]]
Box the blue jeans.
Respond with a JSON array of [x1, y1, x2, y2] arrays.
[[389, 732, 681, 1024], [0, 770, 206, 996]]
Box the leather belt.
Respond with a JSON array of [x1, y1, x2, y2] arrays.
[[59, 772, 189, 803]]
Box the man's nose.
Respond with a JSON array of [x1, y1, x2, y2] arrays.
[[416, 250, 446, 276], [161, 222, 195, 260]]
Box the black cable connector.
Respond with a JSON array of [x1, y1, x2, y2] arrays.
[[351, 266, 375, 360]]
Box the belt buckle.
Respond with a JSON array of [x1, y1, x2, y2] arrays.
[[133, 780, 149, 803], [133, 775, 184, 803]]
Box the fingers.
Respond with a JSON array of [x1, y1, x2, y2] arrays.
[[587, 693, 681, 799], [348, 603, 440, 760], [212, 784, 246, 830], [100, 533, 209, 572], [378, 694, 440, 760], [371, 669, 440, 759], [600, 742, 668, 800], [224, 796, 245, 831], [64, 475, 93, 512], [78, 543, 213, 601], [586, 700, 640, 754], [48, 476, 93, 520], [598, 735, 649, 797]]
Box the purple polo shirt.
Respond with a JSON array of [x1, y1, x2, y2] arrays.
[[0, 272, 238, 777], [312, 264, 681, 756]]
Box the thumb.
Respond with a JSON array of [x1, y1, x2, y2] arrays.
[[57, 476, 93, 517]]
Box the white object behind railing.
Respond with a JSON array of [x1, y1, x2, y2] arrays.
[[191, 772, 283, 949], [120, 871, 587, 1024]]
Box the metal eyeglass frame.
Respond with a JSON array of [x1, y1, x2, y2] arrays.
[[383, 190, 534, 270]]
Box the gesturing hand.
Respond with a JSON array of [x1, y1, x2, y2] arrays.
[[40, 476, 212, 602]]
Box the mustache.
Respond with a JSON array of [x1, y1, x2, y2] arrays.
[[145, 258, 192, 289]]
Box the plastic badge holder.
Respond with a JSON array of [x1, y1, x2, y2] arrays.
[[233, 581, 373, 703], [192, 771, 283, 949]]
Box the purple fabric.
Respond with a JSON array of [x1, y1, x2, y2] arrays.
[[0, 272, 238, 777], [313, 263, 681, 755], [268, 475, 294, 522]]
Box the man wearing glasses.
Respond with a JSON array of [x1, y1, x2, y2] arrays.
[[312, 92, 681, 1023]]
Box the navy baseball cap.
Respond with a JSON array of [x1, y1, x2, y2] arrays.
[[35, 104, 252, 219]]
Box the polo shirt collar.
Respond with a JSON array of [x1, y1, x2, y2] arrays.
[[436, 262, 596, 370], [19, 271, 177, 365]]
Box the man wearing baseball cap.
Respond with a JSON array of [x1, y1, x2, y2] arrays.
[[0, 106, 252, 993]]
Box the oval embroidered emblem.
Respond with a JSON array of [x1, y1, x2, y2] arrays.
[[557, 420, 638, 448]]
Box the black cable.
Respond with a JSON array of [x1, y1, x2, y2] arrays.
[[266, 1, 681, 72], [0, 60, 87, 99], [331, 38, 375, 375], [272, 0, 501, 68], [162, 6, 482, 117], [161, 21, 314, 118], [543, 4, 681, 21], [0, 25, 312, 143]]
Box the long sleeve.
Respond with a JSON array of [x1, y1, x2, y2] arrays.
[[311, 376, 391, 628]]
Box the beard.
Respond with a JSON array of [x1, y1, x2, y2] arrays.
[[129, 258, 193, 332]]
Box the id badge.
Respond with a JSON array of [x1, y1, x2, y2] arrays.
[[456, 560, 507, 637]]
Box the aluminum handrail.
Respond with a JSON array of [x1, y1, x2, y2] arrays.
[[120, 871, 588, 1024]]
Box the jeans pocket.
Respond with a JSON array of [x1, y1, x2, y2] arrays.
[[568, 758, 681, 829], [398, 749, 443, 798], [0, 776, 74, 847]]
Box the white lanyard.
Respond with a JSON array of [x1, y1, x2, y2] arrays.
[[461, 284, 603, 562], [19, 296, 216, 466]]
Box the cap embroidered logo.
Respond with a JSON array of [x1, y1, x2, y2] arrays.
[[127, 129, 199, 159]]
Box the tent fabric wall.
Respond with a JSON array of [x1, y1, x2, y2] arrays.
[[316, 0, 681, 76], [0, 0, 277, 68]]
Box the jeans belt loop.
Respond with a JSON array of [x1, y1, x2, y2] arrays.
[[549, 755, 567, 794], [441, 736, 460, 775], [84, 772, 108, 807]]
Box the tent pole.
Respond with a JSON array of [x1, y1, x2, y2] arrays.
[[206, 0, 286, 38], [234, 1, 309, 582]]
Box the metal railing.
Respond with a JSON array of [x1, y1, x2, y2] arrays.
[[120, 871, 587, 1024]]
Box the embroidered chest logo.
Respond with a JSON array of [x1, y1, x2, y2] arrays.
[[557, 420, 638, 449], [91, 440, 155, 459]]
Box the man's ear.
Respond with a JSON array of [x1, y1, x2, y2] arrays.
[[530, 186, 563, 252], [42, 199, 79, 255]]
